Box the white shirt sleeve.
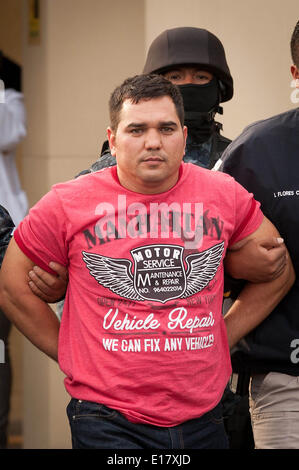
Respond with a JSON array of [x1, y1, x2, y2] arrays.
[[0, 88, 26, 152]]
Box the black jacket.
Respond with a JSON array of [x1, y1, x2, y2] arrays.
[[0, 205, 14, 266], [220, 107, 299, 375]]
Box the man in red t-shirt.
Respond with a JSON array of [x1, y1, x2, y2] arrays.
[[0, 74, 294, 449]]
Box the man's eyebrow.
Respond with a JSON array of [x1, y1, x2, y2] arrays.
[[126, 123, 146, 129], [126, 121, 178, 129], [165, 68, 181, 73], [158, 121, 178, 127]]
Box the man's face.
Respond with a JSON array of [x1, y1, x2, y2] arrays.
[[163, 66, 213, 85], [107, 96, 187, 194]]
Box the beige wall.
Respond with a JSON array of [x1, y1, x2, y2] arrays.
[[1, 0, 298, 449], [0, 0, 23, 63], [23, 0, 145, 206]]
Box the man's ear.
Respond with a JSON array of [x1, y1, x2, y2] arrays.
[[291, 65, 299, 85], [183, 125, 188, 154], [183, 125, 187, 142], [107, 127, 117, 156]]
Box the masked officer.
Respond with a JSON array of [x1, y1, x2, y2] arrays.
[[82, 26, 233, 174]]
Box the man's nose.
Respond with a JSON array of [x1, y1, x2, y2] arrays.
[[180, 72, 194, 84], [144, 129, 162, 149]]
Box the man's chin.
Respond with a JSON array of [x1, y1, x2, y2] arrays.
[[138, 169, 179, 193], [139, 171, 165, 184]]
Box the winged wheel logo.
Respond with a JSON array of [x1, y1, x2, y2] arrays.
[[82, 242, 224, 303]]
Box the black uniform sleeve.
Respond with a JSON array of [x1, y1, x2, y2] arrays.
[[75, 149, 117, 178], [219, 134, 259, 299], [0, 205, 14, 267]]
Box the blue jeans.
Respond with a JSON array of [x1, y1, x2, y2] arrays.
[[66, 399, 229, 449]]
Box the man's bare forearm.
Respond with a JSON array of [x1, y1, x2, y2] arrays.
[[224, 258, 295, 349], [0, 238, 60, 361], [0, 288, 60, 361]]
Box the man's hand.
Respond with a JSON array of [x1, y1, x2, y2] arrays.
[[28, 262, 68, 303], [225, 236, 287, 283]]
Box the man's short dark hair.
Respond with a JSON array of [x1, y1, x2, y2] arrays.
[[291, 20, 299, 68], [109, 74, 184, 131]]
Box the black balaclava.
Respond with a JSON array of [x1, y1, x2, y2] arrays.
[[178, 77, 221, 143]]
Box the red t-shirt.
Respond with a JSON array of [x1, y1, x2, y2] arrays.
[[15, 163, 263, 427]]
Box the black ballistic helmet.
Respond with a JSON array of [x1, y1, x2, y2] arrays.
[[143, 27, 233, 103]]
